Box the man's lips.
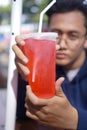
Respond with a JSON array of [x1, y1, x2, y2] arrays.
[[56, 53, 67, 59]]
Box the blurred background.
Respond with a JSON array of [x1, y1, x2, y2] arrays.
[[0, 0, 49, 129]]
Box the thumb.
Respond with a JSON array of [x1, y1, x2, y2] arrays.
[[55, 77, 65, 96]]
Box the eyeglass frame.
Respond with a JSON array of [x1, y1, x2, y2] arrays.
[[51, 29, 87, 45]]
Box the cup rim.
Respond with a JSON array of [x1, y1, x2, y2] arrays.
[[21, 32, 58, 40]]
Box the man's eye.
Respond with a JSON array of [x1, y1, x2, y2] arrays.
[[69, 34, 78, 40]]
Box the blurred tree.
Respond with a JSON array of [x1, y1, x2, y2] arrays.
[[0, 4, 11, 24], [23, 0, 49, 23], [0, 0, 50, 24]]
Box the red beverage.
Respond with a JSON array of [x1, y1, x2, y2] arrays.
[[22, 33, 57, 98]]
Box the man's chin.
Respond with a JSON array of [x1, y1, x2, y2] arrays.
[[56, 60, 68, 66]]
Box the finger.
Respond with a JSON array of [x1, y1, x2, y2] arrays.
[[15, 58, 30, 76], [26, 109, 49, 126], [56, 77, 65, 87], [55, 77, 65, 96], [15, 35, 25, 46], [26, 110, 39, 121], [12, 44, 28, 64], [26, 106, 52, 126], [26, 85, 48, 106], [26, 110, 52, 126], [25, 101, 47, 123], [25, 100, 44, 121]]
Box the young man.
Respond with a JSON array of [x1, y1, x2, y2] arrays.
[[13, 0, 87, 129]]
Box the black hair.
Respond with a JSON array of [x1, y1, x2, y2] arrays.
[[46, 0, 87, 29]]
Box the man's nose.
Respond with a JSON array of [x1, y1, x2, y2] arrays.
[[57, 33, 68, 46]]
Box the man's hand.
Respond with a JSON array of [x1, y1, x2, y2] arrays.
[[25, 77, 78, 130]]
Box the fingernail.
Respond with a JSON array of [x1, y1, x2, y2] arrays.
[[20, 41, 25, 45], [23, 57, 28, 63]]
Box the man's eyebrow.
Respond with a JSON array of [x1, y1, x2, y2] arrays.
[[50, 28, 80, 34], [67, 31, 81, 35], [50, 28, 60, 32]]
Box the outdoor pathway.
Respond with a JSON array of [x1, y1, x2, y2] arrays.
[[0, 88, 7, 130]]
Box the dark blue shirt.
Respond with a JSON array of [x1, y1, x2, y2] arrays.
[[56, 57, 87, 130]]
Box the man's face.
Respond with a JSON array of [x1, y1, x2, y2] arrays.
[[49, 11, 87, 70]]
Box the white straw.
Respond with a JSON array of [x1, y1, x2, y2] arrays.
[[38, 0, 56, 33]]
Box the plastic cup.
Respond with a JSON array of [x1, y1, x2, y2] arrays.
[[21, 32, 57, 98]]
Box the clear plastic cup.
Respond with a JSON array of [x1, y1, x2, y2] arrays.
[[21, 32, 57, 98]]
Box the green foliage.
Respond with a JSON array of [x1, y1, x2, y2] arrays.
[[23, 0, 49, 23], [38, 0, 49, 12], [0, 4, 11, 24], [0, 0, 51, 24], [32, 13, 48, 23], [23, 0, 35, 14], [0, 4, 11, 13]]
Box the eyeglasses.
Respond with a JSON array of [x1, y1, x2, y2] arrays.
[[60, 33, 85, 41], [56, 31, 86, 44]]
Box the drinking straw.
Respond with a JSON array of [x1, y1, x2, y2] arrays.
[[38, 0, 56, 33]]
